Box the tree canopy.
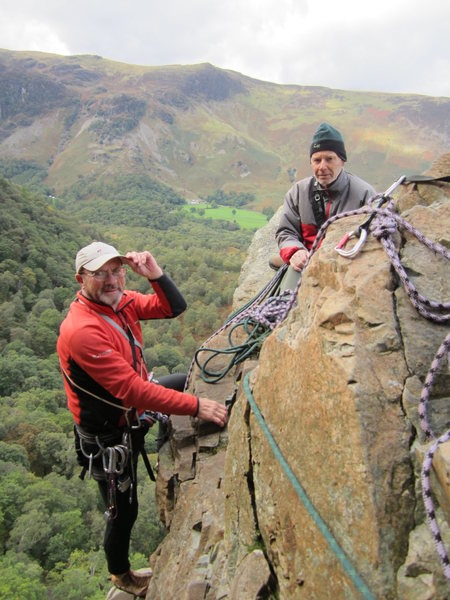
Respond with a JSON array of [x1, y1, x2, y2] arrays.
[[0, 174, 253, 595]]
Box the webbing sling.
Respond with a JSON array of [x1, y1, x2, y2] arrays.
[[310, 185, 328, 230], [98, 313, 144, 373], [97, 313, 144, 352]]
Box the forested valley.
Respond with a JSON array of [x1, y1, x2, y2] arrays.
[[0, 172, 254, 599]]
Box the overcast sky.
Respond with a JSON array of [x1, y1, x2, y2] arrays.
[[1, 0, 449, 97]]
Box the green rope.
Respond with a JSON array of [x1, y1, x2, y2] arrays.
[[194, 319, 270, 383], [243, 372, 376, 600]]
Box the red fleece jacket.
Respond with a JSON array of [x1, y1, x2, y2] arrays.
[[57, 274, 197, 432]]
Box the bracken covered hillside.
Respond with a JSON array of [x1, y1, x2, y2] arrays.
[[0, 49, 449, 208]]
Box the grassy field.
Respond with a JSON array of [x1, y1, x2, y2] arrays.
[[184, 204, 268, 230]]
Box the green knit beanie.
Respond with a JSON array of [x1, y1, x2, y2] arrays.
[[310, 122, 347, 161]]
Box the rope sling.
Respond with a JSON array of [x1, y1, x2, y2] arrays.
[[189, 174, 450, 587]]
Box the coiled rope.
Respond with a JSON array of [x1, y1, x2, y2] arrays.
[[187, 264, 295, 384]]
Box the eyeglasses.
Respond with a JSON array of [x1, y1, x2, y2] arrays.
[[82, 266, 125, 280]]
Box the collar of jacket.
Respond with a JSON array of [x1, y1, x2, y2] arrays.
[[76, 290, 134, 315]]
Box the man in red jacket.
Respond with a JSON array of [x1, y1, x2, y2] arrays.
[[57, 241, 227, 597], [276, 122, 376, 290]]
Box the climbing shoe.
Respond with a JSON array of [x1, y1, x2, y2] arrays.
[[111, 568, 152, 597]]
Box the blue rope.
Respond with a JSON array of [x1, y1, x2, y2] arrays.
[[243, 372, 376, 600]]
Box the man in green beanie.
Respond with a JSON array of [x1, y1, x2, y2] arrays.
[[276, 122, 376, 289]]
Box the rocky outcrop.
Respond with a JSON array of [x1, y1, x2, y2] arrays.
[[145, 157, 449, 600]]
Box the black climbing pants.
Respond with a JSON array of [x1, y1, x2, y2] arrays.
[[98, 454, 139, 575]]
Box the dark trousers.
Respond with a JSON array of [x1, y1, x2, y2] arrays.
[[98, 457, 139, 575], [97, 372, 188, 575]]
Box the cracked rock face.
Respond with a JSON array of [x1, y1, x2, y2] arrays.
[[249, 214, 415, 598], [148, 156, 449, 600]]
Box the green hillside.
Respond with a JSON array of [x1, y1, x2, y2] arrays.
[[0, 47, 448, 596], [0, 175, 253, 596], [0, 49, 448, 210]]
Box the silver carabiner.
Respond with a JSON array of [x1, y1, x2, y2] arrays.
[[335, 228, 368, 258], [88, 453, 94, 478], [114, 445, 128, 476], [334, 175, 406, 260], [103, 447, 117, 474]]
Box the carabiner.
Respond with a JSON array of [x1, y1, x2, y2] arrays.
[[335, 228, 368, 258], [334, 175, 406, 260]]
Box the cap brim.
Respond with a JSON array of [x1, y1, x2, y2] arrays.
[[80, 253, 126, 272]]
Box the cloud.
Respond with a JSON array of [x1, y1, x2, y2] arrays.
[[0, 18, 70, 56], [0, 0, 448, 97]]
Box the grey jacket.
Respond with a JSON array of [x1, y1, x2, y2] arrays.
[[276, 170, 376, 257]]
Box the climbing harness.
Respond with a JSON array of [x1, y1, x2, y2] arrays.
[[60, 308, 160, 519], [243, 372, 375, 600], [62, 365, 156, 487], [74, 424, 135, 519]]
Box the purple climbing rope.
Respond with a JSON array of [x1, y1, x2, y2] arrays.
[[418, 333, 450, 440], [417, 332, 450, 581], [191, 189, 450, 578], [329, 195, 450, 581], [421, 427, 450, 582]]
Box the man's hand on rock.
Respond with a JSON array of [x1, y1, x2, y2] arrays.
[[197, 398, 228, 427], [289, 249, 309, 272]]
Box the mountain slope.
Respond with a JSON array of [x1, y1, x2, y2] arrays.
[[0, 49, 449, 207]]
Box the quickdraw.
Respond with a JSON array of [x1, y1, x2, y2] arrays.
[[101, 442, 132, 520]]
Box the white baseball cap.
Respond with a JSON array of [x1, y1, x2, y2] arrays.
[[75, 241, 125, 273]]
